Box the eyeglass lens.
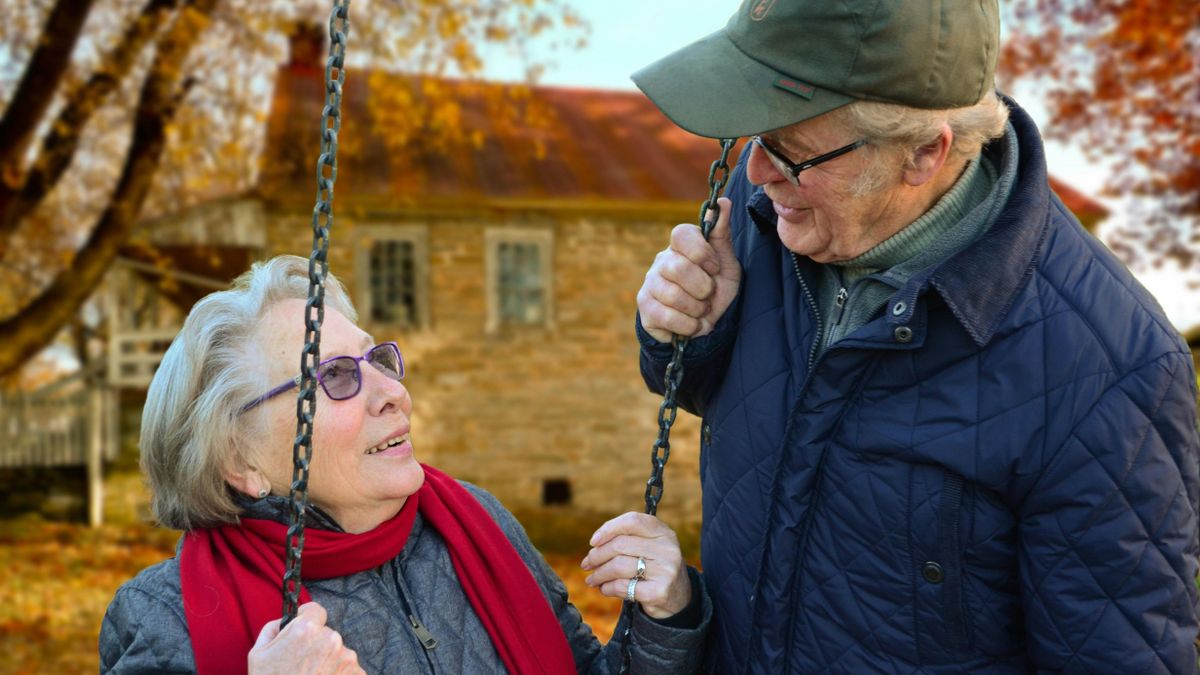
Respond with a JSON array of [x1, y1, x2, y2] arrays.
[[367, 343, 403, 379], [766, 153, 797, 185], [316, 343, 403, 400], [752, 137, 798, 185]]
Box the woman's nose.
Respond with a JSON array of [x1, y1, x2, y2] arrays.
[[746, 141, 788, 187], [364, 365, 410, 415]]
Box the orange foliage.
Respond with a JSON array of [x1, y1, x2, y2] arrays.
[[1001, 0, 1200, 265], [0, 466, 629, 673], [0, 519, 625, 673]]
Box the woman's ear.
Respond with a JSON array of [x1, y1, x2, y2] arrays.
[[903, 123, 954, 187], [223, 453, 267, 499]]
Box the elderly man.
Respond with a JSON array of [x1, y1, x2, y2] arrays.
[[633, 1, 1200, 672]]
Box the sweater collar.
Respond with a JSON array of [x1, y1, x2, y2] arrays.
[[838, 155, 989, 277]]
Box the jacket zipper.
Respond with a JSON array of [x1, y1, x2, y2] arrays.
[[774, 255, 877, 672], [791, 253, 823, 375], [829, 268, 849, 349], [408, 614, 438, 650], [744, 254, 830, 673], [389, 564, 440, 673]]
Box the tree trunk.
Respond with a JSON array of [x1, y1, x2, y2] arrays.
[[0, 0, 220, 378]]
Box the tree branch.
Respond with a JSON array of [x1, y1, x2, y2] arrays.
[[0, 0, 96, 181], [0, 0, 220, 377], [0, 0, 181, 243]]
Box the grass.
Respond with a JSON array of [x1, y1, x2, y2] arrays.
[[0, 470, 686, 673]]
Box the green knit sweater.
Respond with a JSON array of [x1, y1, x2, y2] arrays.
[[815, 124, 1019, 352]]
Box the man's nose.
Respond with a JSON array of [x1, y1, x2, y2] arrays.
[[746, 142, 787, 186]]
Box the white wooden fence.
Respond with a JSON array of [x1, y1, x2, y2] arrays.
[[0, 369, 117, 525]]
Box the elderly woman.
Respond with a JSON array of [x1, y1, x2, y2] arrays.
[[100, 255, 709, 674]]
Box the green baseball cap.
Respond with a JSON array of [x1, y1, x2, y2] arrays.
[[632, 0, 1000, 139]]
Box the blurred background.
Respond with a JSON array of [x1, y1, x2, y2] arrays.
[[0, 0, 1195, 671]]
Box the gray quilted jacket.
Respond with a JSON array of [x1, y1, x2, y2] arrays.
[[100, 483, 710, 673]]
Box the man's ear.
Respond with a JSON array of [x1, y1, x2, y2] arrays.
[[903, 123, 954, 187]]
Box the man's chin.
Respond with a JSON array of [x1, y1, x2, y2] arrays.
[[777, 222, 839, 263]]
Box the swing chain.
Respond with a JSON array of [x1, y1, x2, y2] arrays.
[[619, 137, 735, 674], [642, 137, 734, 518], [282, 0, 350, 628]]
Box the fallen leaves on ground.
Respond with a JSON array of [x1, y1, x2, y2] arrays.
[[0, 518, 624, 673]]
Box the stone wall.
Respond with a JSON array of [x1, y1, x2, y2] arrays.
[[263, 207, 704, 528]]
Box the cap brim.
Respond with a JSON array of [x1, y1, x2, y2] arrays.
[[631, 30, 855, 139]]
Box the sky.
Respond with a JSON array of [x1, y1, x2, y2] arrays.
[[478, 1, 1200, 331]]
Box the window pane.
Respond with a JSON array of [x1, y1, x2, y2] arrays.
[[369, 240, 417, 326], [497, 241, 545, 324]]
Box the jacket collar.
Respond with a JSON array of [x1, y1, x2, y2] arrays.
[[927, 98, 1049, 347], [236, 491, 346, 532], [746, 96, 1050, 348]]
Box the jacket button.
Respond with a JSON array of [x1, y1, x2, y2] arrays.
[[894, 326, 914, 343], [922, 561, 944, 584]]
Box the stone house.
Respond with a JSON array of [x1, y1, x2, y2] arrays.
[[111, 39, 737, 527], [96, 32, 1112, 529]]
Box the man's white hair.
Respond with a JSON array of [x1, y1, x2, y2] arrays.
[[831, 89, 1010, 196]]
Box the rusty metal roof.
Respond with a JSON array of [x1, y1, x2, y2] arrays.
[[259, 65, 1106, 221], [259, 67, 741, 211]]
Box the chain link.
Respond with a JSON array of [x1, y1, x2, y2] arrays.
[[619, 137, 735, 672], [282, 0, 350, 628]]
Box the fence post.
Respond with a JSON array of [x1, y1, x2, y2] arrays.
[[88, 386, 104, 527]]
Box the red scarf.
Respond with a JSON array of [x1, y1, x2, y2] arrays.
[[180, 464, 575, 675]]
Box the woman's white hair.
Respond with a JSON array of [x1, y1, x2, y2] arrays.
[[140, 255, 357, 530], [830, 89, 1010, 196]]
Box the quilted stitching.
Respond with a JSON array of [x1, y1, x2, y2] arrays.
[[100, 483, 712, 673], [639, 100, 1200, 674]]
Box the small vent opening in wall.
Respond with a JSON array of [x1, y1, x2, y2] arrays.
[[542, 478, 572, 506]]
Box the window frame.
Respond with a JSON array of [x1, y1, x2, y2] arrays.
[[355, 225, 430, 331], [484, 227, 555, 333]]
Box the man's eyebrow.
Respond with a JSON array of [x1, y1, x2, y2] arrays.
[[763, 132, 814, 158], [359, 334, 375, 350]]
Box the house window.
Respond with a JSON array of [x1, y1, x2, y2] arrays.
[[356, 227, 428, 329], [498, 242, 544, 323], [486, 228, 553, 331]]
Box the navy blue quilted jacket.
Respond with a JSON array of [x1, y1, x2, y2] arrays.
[[639, 99, 1200, 673]]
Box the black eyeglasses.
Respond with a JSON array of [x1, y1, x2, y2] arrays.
[[239, 342, 405, 413], [752, 135, 867, 186]]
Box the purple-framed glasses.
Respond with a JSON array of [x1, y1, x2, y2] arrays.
[[239, 342, 404, 413], [752, 135, 867, 186]]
